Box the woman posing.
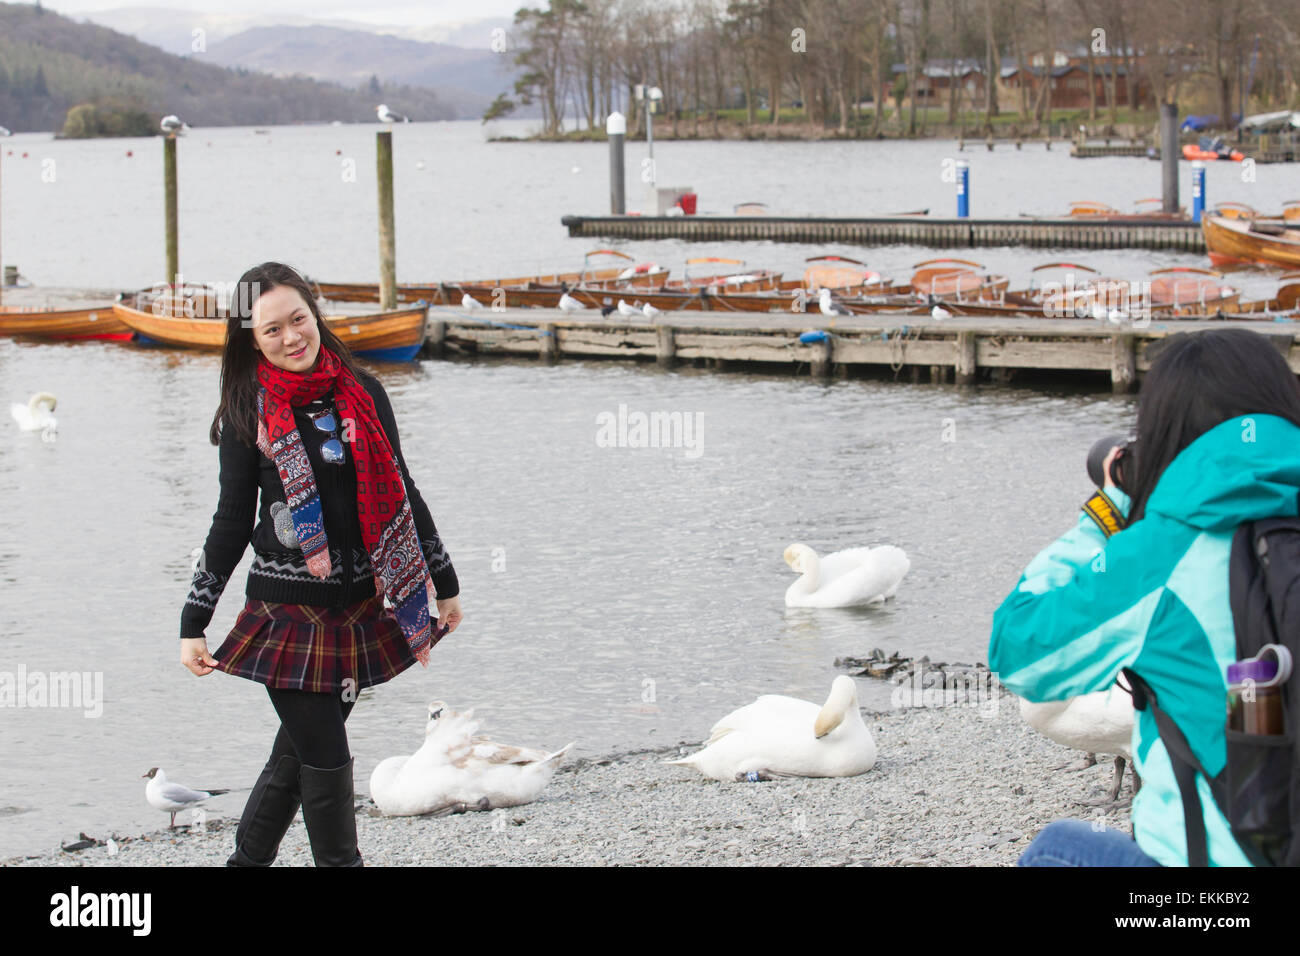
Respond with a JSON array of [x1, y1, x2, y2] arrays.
[[178, 262, 462, 867], [990, 328, 1300, 866]]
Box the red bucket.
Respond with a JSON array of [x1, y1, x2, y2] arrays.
[[678, 192, 698, 215]]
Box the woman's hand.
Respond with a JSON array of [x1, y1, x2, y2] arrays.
[[181, 638, 219, 676], [435, 595, 463, 636], [1102, 445, 1121, 491]]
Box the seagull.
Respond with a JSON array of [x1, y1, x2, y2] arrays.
[[460, 292, 484, 310], [817, 288, 851, 316], [558, 285, 585, 313], [142, 768, 229, 828], [376, 104, 410, 125], [617, 299, 640, 317], [642, 302, 662, 319], [159, 115, 189, 137], [931, 304, 951, 320], [0, 126, 11, 137]]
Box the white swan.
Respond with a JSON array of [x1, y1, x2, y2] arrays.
[[11, 391, 57, 433], [667, 675, 876, 781], [1020, 676, 1136, 804], [369, 701, 573, 816], [783, 542, 909, 608]]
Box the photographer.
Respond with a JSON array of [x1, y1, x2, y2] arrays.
[[989, 328, 1300, 867]]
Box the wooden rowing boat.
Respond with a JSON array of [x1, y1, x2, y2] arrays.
[[659, 257, 782, 293], [0, 303, 131, 340], [1203, 214, 1300, 269], [315, 249, 670, 303], [113, 290, 429, 361], [1234, 273, 1300, 313]]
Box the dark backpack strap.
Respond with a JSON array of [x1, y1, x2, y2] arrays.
[[1121, 668, 1218, 867]]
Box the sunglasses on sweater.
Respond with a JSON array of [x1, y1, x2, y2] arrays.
[[308, 409, 346, 465]]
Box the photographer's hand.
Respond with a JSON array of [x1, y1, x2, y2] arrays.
[[1102, 445, 1121, 491]]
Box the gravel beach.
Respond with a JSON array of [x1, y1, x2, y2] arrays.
[[4, 694, 1136, 867]]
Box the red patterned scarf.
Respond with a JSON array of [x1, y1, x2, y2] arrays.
[[254, 346, 437, 665]]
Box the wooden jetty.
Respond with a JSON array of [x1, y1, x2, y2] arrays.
[[1070, 143, 1151, 158], [560, 214, 1206, 252], [424, 308, 1300, 393]]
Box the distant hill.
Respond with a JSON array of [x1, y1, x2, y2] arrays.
[[69, 5, 525, 117], [78, 6, 514, 57], [0, 2, 455, 134], [205, 25, 515, 119]]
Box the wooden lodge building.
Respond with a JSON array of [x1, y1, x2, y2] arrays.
[[892, 45, 1149, 113]]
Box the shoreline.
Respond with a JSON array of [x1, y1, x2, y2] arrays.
[[3, 698, 1135, 867]]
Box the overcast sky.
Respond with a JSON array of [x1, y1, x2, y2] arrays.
[[21, 0, 526, 26]]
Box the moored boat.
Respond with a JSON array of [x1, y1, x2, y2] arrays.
[[0, 303, 131, 340], [114, 288, 429, 361], [1202, 214, 1300, 270], [315, 249, 669, 303]]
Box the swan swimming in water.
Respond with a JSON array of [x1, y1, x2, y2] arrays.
[[666, 675, 877, 781], [369, 701, 573, 816], [1020, 675, 1137, 804], [11, 392, 57, 433], [783, 542, 910, 608]]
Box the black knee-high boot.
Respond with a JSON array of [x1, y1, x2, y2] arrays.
[[226, 753, 303, 867], [298, 757, 364, 867]]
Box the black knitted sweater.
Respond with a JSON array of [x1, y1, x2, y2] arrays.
[[180, 368, 458, 639]]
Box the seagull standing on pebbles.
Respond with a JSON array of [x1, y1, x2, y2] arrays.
[[142, 768, 229, 828], [376, 104, 410, 125]]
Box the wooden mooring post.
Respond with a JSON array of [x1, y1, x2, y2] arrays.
[[538, 322, 558, 363], [955, 330, 977, 384], [376, 130, 397, 310], [1111, 333, 1136, 393], [656, 325, 676, 367], [163, 135, 178, 287]]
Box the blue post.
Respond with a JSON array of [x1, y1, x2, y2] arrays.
[[956, 160, 970, 218], [1191, 161, 1206, 223]]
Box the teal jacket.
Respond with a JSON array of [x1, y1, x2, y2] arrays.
[[990, 414, 1300, 867]]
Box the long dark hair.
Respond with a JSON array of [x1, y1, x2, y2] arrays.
[[1126, 328, 1300, 522], [209, 261, 366, 447]]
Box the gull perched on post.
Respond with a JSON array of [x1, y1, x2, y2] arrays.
[[160, 115, 189, 137], [376, 104, 410, 125]]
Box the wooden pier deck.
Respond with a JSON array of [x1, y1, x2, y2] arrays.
[[1069, 143, 1151, 158], [560, 214, 1205, 252], [423, 308, 1299, 392]]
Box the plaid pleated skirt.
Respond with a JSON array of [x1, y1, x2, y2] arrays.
[[211, 592, 418, 693]]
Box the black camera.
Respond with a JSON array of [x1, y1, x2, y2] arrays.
[[1087, 435, 1132, 494]]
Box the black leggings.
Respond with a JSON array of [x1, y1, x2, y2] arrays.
[[264, 686, 357, 770]]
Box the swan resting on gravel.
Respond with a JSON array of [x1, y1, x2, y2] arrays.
[[370, 701, 573, 816], [666, 675, 877, 781]]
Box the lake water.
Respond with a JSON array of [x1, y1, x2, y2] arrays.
[[0, 118, 1286, 858]]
